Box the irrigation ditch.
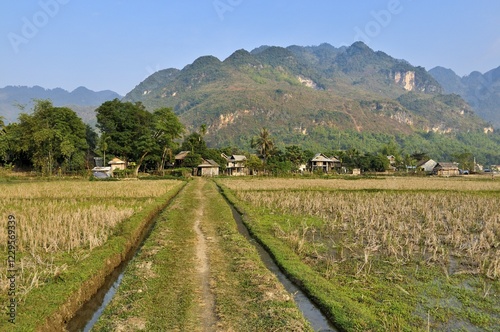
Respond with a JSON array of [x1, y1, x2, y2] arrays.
[[216, 183, 339, 332], [58, 182, 187, 332], [59, 179, 337, 331]]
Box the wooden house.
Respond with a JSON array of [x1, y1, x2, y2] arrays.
[[433, 162, 459, 177], [197, 159, 219, 177], [222, 154, 247, 176], [108, 158, 126, 171], [174, 151, 190, 167], [309, 153, 341, 173]]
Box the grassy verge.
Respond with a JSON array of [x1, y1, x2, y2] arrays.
[[94, 178, 311, 331], [0, 180, 185, 331], [217, 182, 375, 331], [217, 178, 500, 331]]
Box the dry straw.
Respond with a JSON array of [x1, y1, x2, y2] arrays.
[[228, 178, 500, 279], [0, 180, 180, 301]]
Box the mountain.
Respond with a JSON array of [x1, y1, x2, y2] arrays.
[[429, 66, 500, 128], [123, 42, 492, 152], [0, 85, 122, 125]]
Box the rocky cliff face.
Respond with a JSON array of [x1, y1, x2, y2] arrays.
[[123, 42, 489, 149], [429, 66, 500, 128], [394, 71, 415, 91]]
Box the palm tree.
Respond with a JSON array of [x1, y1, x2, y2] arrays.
[[252, 128, 274, 163], [99, 134, 110, 165]]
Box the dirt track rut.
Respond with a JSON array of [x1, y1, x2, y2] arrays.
[[193, 179, 217, 331]]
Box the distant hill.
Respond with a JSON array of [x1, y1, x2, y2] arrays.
[[429, 66, 500, 128], [124, 42, 491, 150], [0, 85, 122, 125]]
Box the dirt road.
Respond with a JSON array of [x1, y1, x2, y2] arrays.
[[93, 178, 311, 331]]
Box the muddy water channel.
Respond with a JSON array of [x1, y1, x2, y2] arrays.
[[66, 203, 166, 331], [227, 203, 338, 332], [66, 266, 125, 331]]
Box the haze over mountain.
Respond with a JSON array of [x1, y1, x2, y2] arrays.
[[0, 86, 122, 125], [429, 66, 500, 129], [124, 42, 492, 150]]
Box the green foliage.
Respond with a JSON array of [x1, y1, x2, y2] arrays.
[[246, 154, 263, 173], [180, 132, 207, 155], [4, 100, 89, 174], [96, 100, 184, 175], [251, 128, 275, 163], [96, 99, 152, 160], [284, 145, 307, 167], [120, 43, 497, 167], [182, 153, 202, 168]]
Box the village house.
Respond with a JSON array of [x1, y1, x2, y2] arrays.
[[174, 151, 190, 168], [386, 155, 398, 171], [197, 159, 219, 177], [433, 162, 460, 177], [91, 157, 126, 178], [386, 155, 396, 166], [91, 166, 111, 178], [91, 157, 111, 178], [416, 159, 437, 173], [309, 153, 341, 173], [222, 154, 248, 176], [108, 157, 126, 171]]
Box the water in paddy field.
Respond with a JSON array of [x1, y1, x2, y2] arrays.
[[228, 203, 338, 332]]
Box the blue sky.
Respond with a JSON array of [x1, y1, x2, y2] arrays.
[[1, 0, 499, 95]]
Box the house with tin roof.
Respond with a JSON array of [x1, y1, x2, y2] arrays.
[[222, 153, 248, 176], [309, 153, 341, 173], [197, 159, 219, 177]]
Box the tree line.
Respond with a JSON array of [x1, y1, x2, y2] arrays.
[[0, 99, 493, 176], [0, 99, 185, 176]]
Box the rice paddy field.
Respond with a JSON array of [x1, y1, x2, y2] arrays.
[[0, 179, 184, 331], [218, 176, 500, 331]]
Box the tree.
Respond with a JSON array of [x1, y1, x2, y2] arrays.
[[411, 152, 429, 162], [181, 132, 207, 155], [182, 153, 202, 168], [0, 117, 8, 165], [84, 125, 99, 169], [152, 108, 184, 171], [267, 152, 293, 175], [13, 100, 88, 174], [246, 154, 263, 174], [98, 134, 110, 165], [199, 123, 207, 137], [343, 148, 362, 169], [96, 99, 184, 176], [453, 151, 474, 171], [284, 145, 306, 169], [370, 153, 390, 172], [251, 128, 275, 163], [402, 153, 416, 172]]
